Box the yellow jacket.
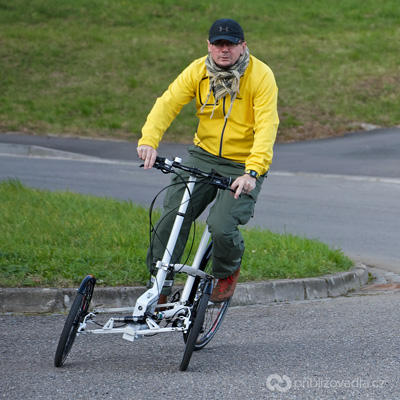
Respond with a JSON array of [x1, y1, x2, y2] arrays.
[[139, 54, 279, 175]]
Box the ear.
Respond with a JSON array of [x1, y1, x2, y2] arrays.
[[207, 39, 212, 53]]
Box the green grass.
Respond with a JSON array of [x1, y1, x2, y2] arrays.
[[0, 0, 399, 142], [0, 180, 352, 288]]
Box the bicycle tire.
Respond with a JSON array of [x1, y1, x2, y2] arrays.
[[184, 242, 231, 351], [179, 286, 210, 371], [54, 275, 95, 367]]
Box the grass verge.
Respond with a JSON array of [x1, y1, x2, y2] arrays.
[[0, 0, 399, 142], [0, 180, 352, 288]]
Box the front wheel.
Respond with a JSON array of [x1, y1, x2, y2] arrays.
[[54, 275, 95, 367], [179, 282, 211, 371]]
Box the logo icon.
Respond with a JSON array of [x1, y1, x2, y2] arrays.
[[219, 26, 230, 33], [266, 374, 292, 393]]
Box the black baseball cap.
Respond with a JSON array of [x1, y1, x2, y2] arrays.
[[209, 18, 244, 44]]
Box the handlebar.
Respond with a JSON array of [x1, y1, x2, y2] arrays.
[[151, 156, 233, 191]]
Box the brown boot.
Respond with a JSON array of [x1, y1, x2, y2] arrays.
[[157, 294, 168, 311], [210, 267, 240, 303]]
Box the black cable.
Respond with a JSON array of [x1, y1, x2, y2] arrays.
[[147, 170, 198, 280], [147, 174, 221, 295], [143, 158, 232, 301]]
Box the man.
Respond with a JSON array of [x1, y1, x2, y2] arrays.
[[137, 18, 279, 303]]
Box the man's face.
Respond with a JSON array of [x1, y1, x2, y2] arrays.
[[207, 39, 247, 68]]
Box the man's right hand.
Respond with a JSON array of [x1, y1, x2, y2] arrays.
[[137, 145, 158, 169]]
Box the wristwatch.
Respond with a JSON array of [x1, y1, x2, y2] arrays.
[[244, 169, 259, 179]]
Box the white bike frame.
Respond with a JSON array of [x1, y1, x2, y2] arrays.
[[78, 160, 213, 341]]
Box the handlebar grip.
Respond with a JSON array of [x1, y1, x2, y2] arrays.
[[140, 156, 165, 169]]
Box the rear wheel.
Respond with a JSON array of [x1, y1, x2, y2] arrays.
[[195, 296, 231, 350], [54, 275, 95, 367], [184, 242, 231, 351]]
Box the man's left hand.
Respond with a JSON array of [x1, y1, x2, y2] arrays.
[[231, 174, 256, 199]]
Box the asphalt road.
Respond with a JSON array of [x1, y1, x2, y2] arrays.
[[1, 130, 400, 399], [1, 128, 399, 271], [1, 288, 400, 399], [1, 127, 400, 177]]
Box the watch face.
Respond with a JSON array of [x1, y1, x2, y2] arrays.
[[245, 170, 258, 178]]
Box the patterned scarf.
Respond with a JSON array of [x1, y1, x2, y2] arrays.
[[200, 47, 250, 120]]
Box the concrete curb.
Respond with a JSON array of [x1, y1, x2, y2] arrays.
[[0, 265, 369, 314], [0, 143, 101, 161], [231, 264, 369, 306]]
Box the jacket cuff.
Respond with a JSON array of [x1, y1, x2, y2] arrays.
[[138, 137, 159, 149]]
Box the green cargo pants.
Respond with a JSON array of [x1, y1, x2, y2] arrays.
[[147, 145, 265, 295]]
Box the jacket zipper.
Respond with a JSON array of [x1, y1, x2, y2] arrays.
[[219, 97, 228, 156]]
